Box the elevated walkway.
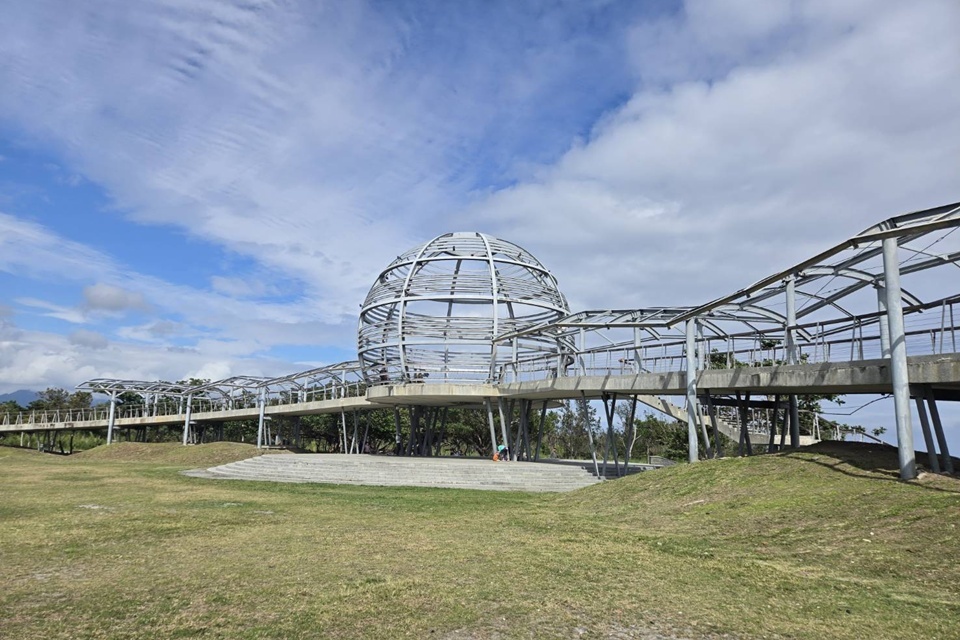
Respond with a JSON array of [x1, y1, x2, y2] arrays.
[[5, 353, 959, 435], [182, 454, 605, 492]]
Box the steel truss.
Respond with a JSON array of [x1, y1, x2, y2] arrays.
[[494, 201, 960, 477], [4, 202, 958, 479]]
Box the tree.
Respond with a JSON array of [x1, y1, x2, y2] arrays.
[[27, 388, 92, 413], [551, 398, 599, 459], [28, 388, 71, 411], [613, 405, 690, 463], [1, 399, 23, 418]]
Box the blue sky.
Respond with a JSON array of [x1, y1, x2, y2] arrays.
[[1, 0, 959, 447]]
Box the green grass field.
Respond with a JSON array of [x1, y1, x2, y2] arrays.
[[1, 442, 958, 639]]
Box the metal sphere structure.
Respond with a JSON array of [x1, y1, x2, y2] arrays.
[[358, 232, 570, 384]]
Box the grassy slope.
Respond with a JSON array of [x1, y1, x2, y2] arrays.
[[0, 442, 957, 639], [73, 441, 280, 466]]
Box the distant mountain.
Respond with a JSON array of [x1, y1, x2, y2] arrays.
[[0, 390, 39, 407]]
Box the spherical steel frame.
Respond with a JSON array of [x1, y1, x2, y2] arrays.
[[358, 232, 569, 384]]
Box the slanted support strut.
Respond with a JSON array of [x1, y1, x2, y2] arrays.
[[484, 399, 498, 457], [924, 387, 953, 474]]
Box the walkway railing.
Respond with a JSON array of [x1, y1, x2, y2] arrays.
[[495, 296, 960, 383]]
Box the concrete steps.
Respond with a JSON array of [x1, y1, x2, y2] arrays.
[[182, 454, 605, 492]]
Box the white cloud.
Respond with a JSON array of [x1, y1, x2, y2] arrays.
[[0, 325, 299, 394], [0, 213, 114, 282], [68, 329, 109, 350], [82, 283, 149, 313], [0, 0, 958, 394], [210, 275, 278, 299], [4, 213, 356, 352], [463, 0, 960, 310], [16, 298, 87, 324]]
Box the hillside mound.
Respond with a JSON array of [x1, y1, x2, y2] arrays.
[[74, 442, 273, 466], [559, 439, 959, 550], [802, 438, 960, 473]]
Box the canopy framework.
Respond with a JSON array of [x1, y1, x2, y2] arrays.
[[491, 201, 960, 477], [494, 201, 960, 379], [4, 202, 959, 480], [357, 231, 570, 385], [75, 361, 367, 415]]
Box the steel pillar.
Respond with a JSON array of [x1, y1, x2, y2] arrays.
[[877, 285, 891, 358], [361, 413, 370, 454], [623, 395, 638, 473], [924, 387, 953, 474], [534, 400, 548, 461], [882, 237, 916, 480], [582, 392, 601, 478], [182, 393, 193, 446], [519, 400, 532, 461], [106, 392, 117, 445], [705, 392, 721, 458], [913, 392, 940, 473], [768, 395, 781, 452], [352, 411, 359, 454], [685, 319, 700, 463], [256, 390, 266, 449], [393, 407, 402, 456], [785, 275, 801, 448], [601, 393, 620, 477], [485, 399, 498, 457], [497, 398, 510, 459]]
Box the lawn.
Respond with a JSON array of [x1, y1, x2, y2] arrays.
[[1, 442, 958, 639]]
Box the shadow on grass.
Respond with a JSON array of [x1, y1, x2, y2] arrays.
[[778, 441, 960, 494]]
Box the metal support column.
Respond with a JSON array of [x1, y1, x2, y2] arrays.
[[623, 395, 638, 473], [405, 407, 417, 456], [768, 395, 781, 452], [534, 400, 548, 462], [519, 400, 532, 461], [737, 392, 753, 456], [877, 285, 891, 358], [361, 413, 370, 454], [497, 398, 510, 459], [182, 393, 193, 446], [106, 392, 117, 445], [882, 237, 916, 480], [256, 390, 266, 449], [582, 392, 601, 478], [706, 392, 721, 458], [924, 387, 953, 474], [393, 407, 402, 456], [685, 319, 700, 463], [913, 391, 940, 473], [786, 275, 800, 449], [601, 393, 621, 477], [484, 399, 498, 457]]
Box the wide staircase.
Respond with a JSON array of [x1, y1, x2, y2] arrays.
[[182, 453, 604, 492]]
